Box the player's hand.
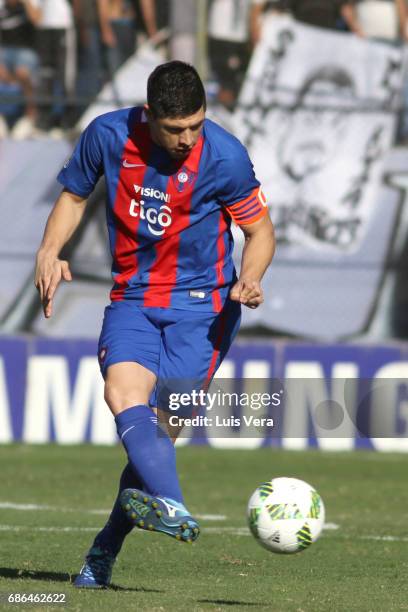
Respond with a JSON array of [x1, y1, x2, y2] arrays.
[[230, 279, 263, 309], [34, 253, 72, 318]]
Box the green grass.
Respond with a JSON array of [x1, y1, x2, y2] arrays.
[[0, 445, 407, 611]]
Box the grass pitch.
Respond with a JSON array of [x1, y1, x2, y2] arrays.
[[0, 445, 407, 611]]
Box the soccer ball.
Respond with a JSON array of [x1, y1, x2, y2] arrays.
[[247, 477, 325, 553]]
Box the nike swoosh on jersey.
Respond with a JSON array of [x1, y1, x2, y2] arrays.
[[123, 159, 145, 168]]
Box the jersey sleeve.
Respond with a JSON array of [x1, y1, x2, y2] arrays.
[[216, 142, 268, 226], [57, 118, 103, 198]]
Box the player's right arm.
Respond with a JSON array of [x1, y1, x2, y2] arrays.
[[35, 190, 87, 318], [35, 116, 104, 317]]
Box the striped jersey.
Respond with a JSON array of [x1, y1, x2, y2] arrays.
[[57, 107, 267, 312]]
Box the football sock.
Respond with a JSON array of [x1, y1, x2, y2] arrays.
[[115, 404, 184, 505], [93, 463, 140, 556]]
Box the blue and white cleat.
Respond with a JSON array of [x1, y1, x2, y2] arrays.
[[120, 488, 200, 543], [74, 546, 116, 589]]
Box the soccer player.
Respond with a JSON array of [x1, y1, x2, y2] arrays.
[[34, 61, 275, 588]]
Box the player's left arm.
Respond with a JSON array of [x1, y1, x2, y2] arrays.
[[230, 213, 275, 309], [216, 137, 275, 308]]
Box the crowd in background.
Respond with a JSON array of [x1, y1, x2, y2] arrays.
[[208, 0, 408, 110], [0, 0, 167, 138], [1, 0, 408, 139]]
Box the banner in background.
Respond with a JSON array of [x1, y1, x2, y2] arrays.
[[1, 337, 407, 451], [235, 15, 404, 252], [232, 17, 408, 339]]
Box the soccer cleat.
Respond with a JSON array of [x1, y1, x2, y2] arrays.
[[120, 488, 200, 543], [73, 546, 116, 588]]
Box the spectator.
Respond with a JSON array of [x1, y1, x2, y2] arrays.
[[207, 0, 256, 110], [152, 0, 169, 32], [250, 0, 291, 45], [0, 0, 42, 139], [105, 0, 157, 75], [35, 0, 74, 133], [341, 0, 408, 41], [341, 1, 408, 143], [289, 0, 354, 31], [71, 0, 113, 120], [133, 0, 164, 40]]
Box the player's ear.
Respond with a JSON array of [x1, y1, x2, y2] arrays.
[[144, 104, 153, 121]]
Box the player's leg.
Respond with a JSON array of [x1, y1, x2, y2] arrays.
[[106, 360, 185, 504], [74, 462, 141, 589], [97, 302, 183, 502], [75, 303, 161, 588], [92, 304, 191, 529], [114, 361, 200, 543], [121, 300, 241, 541], [155, 297, 241, 438], [80, 361, 156, 557]]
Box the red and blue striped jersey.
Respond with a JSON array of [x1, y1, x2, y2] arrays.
[[57, 107, 267, 312]]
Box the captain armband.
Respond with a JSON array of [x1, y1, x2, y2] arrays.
[[226, 187, 268, 226]]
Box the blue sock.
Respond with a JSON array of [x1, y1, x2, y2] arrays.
[[93, 463, 141, 555], [115, 405, 184, 504]]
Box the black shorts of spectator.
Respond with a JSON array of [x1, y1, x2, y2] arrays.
[[207, 37, 251, 109]]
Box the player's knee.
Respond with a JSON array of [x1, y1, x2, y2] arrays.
[[104, 381, 125, 412], [104, 380, 150, 414]]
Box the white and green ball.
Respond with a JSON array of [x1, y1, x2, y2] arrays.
[[247, 477, 325, 554]]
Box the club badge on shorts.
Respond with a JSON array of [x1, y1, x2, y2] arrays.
[[99, 346, 108, 365]]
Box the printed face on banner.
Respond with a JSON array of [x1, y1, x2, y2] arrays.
[[278, 76, 353, 182], [234, 16, 405, 253]]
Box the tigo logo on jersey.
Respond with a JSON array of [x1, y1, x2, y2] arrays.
[[134, 184, 171, 203], [129, 199, 172, 236], [130, 184, 173, 236]]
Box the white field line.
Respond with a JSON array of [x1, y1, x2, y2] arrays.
[[198, 514, 227, 521], [0, 524, 339, 536], [2, 519, 406, 542], [0, 502, 339, 530], [361, 535, 408, 543], [0, 502, 226, 522], [323, 522, 339, 530], [0, 525, 98, 533], [0, 525, 243, 535]]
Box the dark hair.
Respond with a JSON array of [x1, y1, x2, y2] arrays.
[[147, 61, 206, 118]]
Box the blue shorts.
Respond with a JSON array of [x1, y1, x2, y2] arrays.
[[98, 299, 241, 413], [0, 47, 39, 73]]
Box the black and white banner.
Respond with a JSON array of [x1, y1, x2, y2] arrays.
[[235, 15, 404, 252], [231, 16, 408, 339]]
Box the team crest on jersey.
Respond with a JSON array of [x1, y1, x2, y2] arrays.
[[173, 166, 197, 193]]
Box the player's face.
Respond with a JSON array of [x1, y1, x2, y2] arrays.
[[145, 106, 205, 160]]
